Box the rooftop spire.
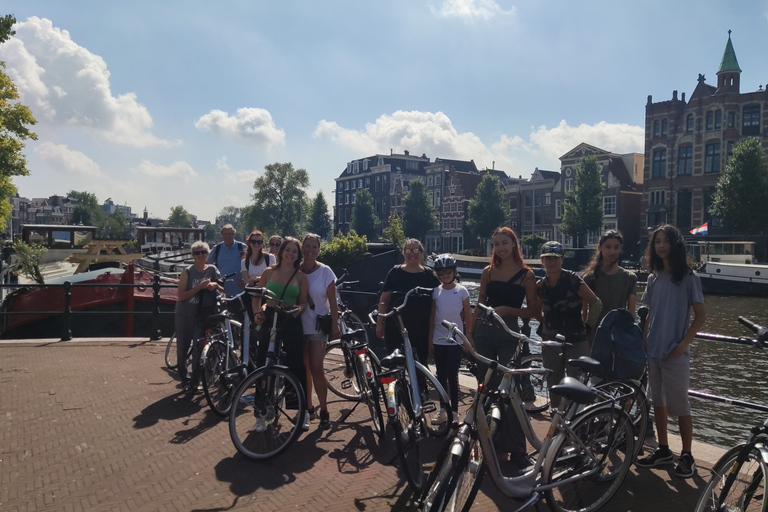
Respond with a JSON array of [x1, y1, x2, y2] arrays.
[[717, 29, 742, 74]]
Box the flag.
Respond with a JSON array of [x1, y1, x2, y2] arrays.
[[690, 223, 708, 235]]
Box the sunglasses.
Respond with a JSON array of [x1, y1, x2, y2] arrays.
[[269, 242, 281, 247], [193, 250, 209, 256], [249, 239, 263, 245], [404, 248, 422, 254]]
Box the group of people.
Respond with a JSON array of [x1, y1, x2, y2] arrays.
[[175, 222, 705, 479], [174, 224, 340, 430]]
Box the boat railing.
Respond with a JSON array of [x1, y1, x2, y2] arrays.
[[0, 274, 176, 342]]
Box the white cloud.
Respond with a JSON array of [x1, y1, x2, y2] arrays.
[[0, 16, 175, 148], [34, 142, 103, 177], [529, 120, 645, 162], [195, 107, 285, 150], [315, 111, 644, 175], [224, 169, 260, 184], [131, 160, 198, 181], [431, 0, 515, 20]]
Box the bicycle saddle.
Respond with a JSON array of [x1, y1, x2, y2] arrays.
[[341, 329, 366, 342], [550, 376, 596, 405], [567, 356, 603, 375], [380, 349, 406, 369]]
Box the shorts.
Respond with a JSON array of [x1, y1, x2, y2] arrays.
[[647, 354, 691, 417]]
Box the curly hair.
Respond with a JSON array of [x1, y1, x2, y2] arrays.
[[645, 224, 690, 283]]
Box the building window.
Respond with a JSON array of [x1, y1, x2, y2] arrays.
[[555, 199, 563, 219], [545, 192, 551, 205], [363, 160, 368, 171], [428, 176, 433, 186], [686, 115, 694, 133], [375, 198, 381, 214], [565, 179, 574, 191], [603, 196, 616, 217], [705, 142, 721, 174], [653, 120, 659, 137], [676, 189, 692, 229], [524, 192, 532, 207], [728, 111, 736, 128], [726, 140, 735, 163], [358, 179, 362, 189], [714, 110, 722, 129], [509, 196, 517, 211], [375, 175, 381, 192], [365, 177, 370, 188], [743, 105, 761, 135], [435, 175, 441, 185], [524, 211, 532, 226], [650, 190, 665, 205], [706, 111, 714, 130], [351, 180, 356, 189], [435, 191, 441, 206], [353, 161, 360, 174], [661, 119, 668, 136], [677, 146, 693, 176], [378, 156, 384, 166], [458, 202, 463, 212], [443, 203, 448, 213], [345, 194, 350, 204], [652, 148, 667, 178], [344, 181, 349, 191], [406, 160, 418, 171]]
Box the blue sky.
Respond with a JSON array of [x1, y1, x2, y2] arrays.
[[2, 1, 767, 223]]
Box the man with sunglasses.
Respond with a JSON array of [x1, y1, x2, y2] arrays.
[[207, 224, 247, 297]]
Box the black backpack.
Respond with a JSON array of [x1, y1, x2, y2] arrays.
[[590, 308, 646, 381]]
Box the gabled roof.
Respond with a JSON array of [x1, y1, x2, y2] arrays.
[[559, 142, 610, 161], [604, 157, 635, 190], [534, 169, 561, 182], [433, 158, 478, 173], [690, 75, 717, 100], [717, 31, 742, 74]]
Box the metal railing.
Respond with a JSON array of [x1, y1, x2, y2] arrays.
[[0, 274, 176, 341]]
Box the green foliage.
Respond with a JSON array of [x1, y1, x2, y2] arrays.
[[248, 162, 309, 237], [383, 211, 405, 249], [13, 241, 46, 284], [204, 224, 216, 241], [167, 205, 192, 227], [68, 190, 102, 226], [104, 209, 131, 238], [520, 234, 547, 257], [560, 156, 604, 247], [215, 206, 245, 238], [402, 179, 437, 241], [306, 191, 332, 239], [466, 173, 510, 241], [710, 138, 768, 234], [350, 188, 379, 240], [0, 17, 38, 229], [318, 230, 367, 271]]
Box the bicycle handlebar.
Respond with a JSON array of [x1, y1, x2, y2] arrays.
[[214, 272, 238, 285], [376, 286, 434, 320], [474, 303, 565, 348], [439, 319, 550, 377], [739, 316, 768, 346], [697, 317, 768, 349]]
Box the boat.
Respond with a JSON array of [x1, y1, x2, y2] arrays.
[[1, 263, 178, 339], [696, 261, 768, 297]]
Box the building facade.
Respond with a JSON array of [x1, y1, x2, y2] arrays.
[[643, 31, 768, 233]]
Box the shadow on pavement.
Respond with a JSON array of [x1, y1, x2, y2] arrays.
[[133, 388, 204, 428]]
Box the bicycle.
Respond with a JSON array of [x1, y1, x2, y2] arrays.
[[694, 316, 768, 512], [373, 286, 452, 491], [200, 290, 251, 416], [228, 287, 307, 461], [420, 319, 635, 512]]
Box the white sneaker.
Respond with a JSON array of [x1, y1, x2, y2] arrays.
[[255, 415, 267, 433], [452, 411, 460, 424], [302, 411, 311, 431], [432, 409, 447, 425]]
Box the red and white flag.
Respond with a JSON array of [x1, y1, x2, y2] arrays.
[[690, 223, 708, 235]]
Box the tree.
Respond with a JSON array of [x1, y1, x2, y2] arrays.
[[318, 230, 368, 271], [306, 191, 332, 239], [560, 156, 604, 247], [520, 234, 547, 258], [383, 211, 406, 249], [68, 190, 103, 226], [0, 16, 38, 229], [466, 173, 510, 245], [12, 241, 47, 284], [167, 205, 192, 227], [402, 179, 437, 241], [710, 138, 768, 234], [350, 188, 379, 240], [215, 206, 245, 238], [248, 162, 309, 237]]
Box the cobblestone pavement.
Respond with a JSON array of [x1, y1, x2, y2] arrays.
[[1, 339, 711, 511]]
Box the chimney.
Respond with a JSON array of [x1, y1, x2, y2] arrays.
[[404, 150, 409, 156], [673, 90, 678, 100]]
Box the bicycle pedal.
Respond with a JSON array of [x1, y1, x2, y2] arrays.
[[341, 379, 353, 390], [422, 402, 437, 414]]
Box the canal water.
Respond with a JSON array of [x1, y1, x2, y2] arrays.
[[460, 279, 768, 448]]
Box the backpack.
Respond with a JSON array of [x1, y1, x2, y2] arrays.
[[590, 308, 646, 381]]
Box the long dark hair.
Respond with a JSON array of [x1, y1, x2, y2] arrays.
[[490, 227, 527, 269], [583, 230, 624, 276], [245, 230, 267, 266], [645, 224, 690, 283], [277, 236, 303, 269]]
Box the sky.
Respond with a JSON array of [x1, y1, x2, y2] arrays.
[[2, 1, 767, 224]]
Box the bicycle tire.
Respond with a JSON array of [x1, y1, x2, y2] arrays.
[[542, 406, 634, 512], [165, 332, 177, 370], [324, 340, 363, 401], [694, 443, 768, 512], [340, 311, 371, 345], [229, 367, 306, 461], [520, 354, 550, 413], [417, 363, 452, 437], [423, 448, 464, 512], [202, 341, 243, 417], [592, 380, 649, 463], [394, 381, 425, 491]]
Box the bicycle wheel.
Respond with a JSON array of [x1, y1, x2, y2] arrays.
[[324, 340, 363, 401], [593, 380, 649, 463], [339, 311, 371, 343], [418, 364, 451, 437], [357, 357, 385, 440], [694, 443, 768, 512], [202, 341, 243, 417], [520, 354, 550, 413], [165, 333, 177, 370], [423, 447, 464, 512], [394, 381, 425, 491], [542, 406, 634, 512], [229, 367, 306, 461]]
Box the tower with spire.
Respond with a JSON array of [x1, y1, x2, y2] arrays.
[[717, 30, 741, 94]]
